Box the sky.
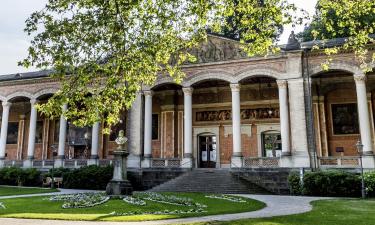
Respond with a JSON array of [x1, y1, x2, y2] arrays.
[[0, 0, 317, 75]]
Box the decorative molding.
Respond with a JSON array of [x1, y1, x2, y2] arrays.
[[2, 101, 12, 107], [230, 83, 240, 92], [195, 108, 280, 122], [143, 90, 154, 97], [5, 91, 34, 101], [182, 87, 194, 96], [223, 124, 252, 137], [354, 74, 367, 83], [276, 80, 288, 89]]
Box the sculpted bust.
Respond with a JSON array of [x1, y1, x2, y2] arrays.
[[115, 130, 128, 150]]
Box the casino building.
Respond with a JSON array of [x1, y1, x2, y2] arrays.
[[0, 34, 375, 170]]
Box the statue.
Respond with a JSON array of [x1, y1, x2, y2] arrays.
[[106, 130, 133, 196], [115, 130, 128, 150]]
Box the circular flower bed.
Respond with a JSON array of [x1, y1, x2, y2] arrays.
[[133, 192, 207, 208], [205, 194, 247, 203], [123, 196, 146, 206], [48, 192, 110, 209]]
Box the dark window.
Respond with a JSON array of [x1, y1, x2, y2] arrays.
[[110, 114, 126, 141], [7, 122, 19, 144], [152, 114, 159, 140], [331, 103, 359, 135], [262, 132, 281, 157], [35, 121, 43, 143]]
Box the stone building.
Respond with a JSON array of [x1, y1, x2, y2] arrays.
[[0, 34, 374, 170]]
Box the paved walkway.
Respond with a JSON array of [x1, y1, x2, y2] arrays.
[[0, 194, 331, 225], [0, 188, 99, 199]]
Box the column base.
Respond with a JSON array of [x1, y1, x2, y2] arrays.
[[141, 157, 152, 168], [181, 157, 193, 168], [127, 154, 141, 168], [231, 155, 243, 168], [280, 155, 293, 167], [88, 158, 98, 166], [24, 159, 33, 168], [361, 155, 375, 169], [363, 151, 374, 156], [54, 159, 64, 168], [0, 159, 4, 168]]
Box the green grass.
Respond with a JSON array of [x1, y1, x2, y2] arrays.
[[197, 199, 375, 225], [0, 186, 58, 196], [0, 192, 265, 222]]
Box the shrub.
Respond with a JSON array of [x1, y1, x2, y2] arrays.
[[44, 167, 71, 178], [288, 170, 361, 197], [364, 171, 375, 197], [63, 165, 112, 190], [0, 167, 41, 186], [287, 173, 302, 195]]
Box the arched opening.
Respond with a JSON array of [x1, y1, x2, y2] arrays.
[[150, 83, 183, 159], [311, 70, 360, 157]]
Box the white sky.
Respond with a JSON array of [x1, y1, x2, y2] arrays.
[[0, 0, 317, 75]]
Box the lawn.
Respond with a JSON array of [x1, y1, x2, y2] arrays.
[[198, 199, 375, 225], [0, 192, 265, 222], [0, 186, 58, 196]]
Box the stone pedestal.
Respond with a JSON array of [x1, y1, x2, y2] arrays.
[[106, 150, 133, 196], [230, 155, 243, 168]]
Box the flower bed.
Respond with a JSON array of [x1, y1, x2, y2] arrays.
[[205, 194, 247, 203], [48, 192, 110, 209], [133, 192, 206, 208], [123, 196, 146, 206], [109, 207, 207, 216]]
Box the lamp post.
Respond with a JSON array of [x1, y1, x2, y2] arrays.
[[356, 140, 366, 198]]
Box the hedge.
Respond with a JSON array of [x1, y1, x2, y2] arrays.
[[0, 167, 42, 186], [62, 165, 113, 190], [288, 170, 362, 197]]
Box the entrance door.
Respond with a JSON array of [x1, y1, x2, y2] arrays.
[[198, 135, 217, 168]]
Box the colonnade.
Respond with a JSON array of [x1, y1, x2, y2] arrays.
[[0, 100, 101, 166], [141, 80, 292, 168]]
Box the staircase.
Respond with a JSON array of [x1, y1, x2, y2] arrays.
[[149, 169, 269, 194]]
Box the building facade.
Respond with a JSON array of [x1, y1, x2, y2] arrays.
[[0, 35, 375, 170]]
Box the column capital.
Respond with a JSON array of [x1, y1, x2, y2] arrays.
[[230, 83, 240, 92], [182, 87, 194, 96], [30, 98, 38, 105], [277, 80, 288, 89], [2, 101, 11, 107], [143, 90, 153, 97], [354, 74, 366, 83]]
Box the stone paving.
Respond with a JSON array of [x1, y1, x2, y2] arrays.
[[0, 192, 331, 225]]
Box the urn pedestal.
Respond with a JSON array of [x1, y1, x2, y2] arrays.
[[106, 150, 133, 196]]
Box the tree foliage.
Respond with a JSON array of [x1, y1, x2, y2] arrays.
[[19, 0, 302, 131], [300, 0, 375, 72]]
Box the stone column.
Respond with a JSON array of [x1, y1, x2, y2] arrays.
[[230, 83, 243, 167], [182, 87, 193, 168], [127, 92, 142, 168], [354, 74, 373, 154], [89, 121, 100, 165], [25, 99, 38, 167], [286, 78, 309, 167], [277, 80, 291, 156], [0, 101, 11, 164], [142, 90, 153, 168], [55, 104, 67, 167]]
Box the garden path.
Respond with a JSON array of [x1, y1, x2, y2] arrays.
[[0, 188, 100, 199], [0, 194, 331, 225]]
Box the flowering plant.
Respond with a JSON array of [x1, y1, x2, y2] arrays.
[[123, 196, 146, 206], [48, 192, 109, 209], [133, 192, 206, 208], [205, 194, 247, 203], [109, 207, 206, 216]]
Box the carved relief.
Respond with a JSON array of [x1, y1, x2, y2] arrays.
[[196, 108, 279, 122], [185, 37, 248, 64]]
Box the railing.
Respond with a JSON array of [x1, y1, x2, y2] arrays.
[[318, 156, 360, 168], [1, 159, 113, 169], [3, 160, 23, 167], [151, 158, 181, 168], [243, 157, 280, 168]]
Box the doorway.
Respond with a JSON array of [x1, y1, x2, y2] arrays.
[[198, 135, 217, 168]]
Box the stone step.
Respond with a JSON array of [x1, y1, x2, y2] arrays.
[[149, 169, 269, 194]]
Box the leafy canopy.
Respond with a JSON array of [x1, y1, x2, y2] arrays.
[[300, 0, 375, 72], [20, 0, 302, 131]]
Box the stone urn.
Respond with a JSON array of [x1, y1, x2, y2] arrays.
[[106, 130, 133, 196]]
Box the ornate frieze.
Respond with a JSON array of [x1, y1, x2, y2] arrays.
[[195, 107, 280, 122]]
